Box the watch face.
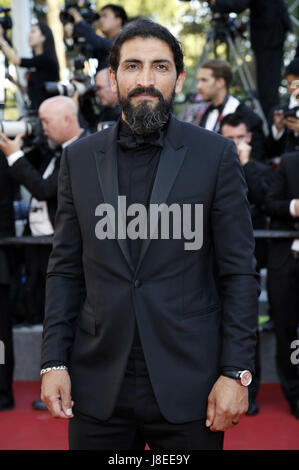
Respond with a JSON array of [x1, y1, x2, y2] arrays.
[[240, 370, 252, 386]]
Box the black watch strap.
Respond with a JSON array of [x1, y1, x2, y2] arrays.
[[221, 370, 242, 380]]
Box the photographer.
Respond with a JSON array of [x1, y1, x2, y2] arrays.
[[79, 67, 120, 132], [0, 23, 59, 111], [203, 0, 292, 120], [0, 96, 87, 327], [266, 59, 299, 158], [68, 4, 127, 71]]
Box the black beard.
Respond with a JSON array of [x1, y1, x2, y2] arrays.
[[118, 86, 175, 135]]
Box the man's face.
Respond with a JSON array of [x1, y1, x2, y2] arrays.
[[95, 71, 117, 107], [221, 123, 251, 147], [39, 105, 65, 143], [286, 74, 299, 103], [98, 8, 121, 36], [197, 68, 222, 101], [109, 37, 185, 133]]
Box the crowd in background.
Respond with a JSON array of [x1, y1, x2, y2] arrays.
[[0, 1, 299, 420]]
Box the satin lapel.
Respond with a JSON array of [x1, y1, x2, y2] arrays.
[[135, 134, 187, 275], [93, 128, 134, 273]]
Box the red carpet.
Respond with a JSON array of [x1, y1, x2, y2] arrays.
[[0, 382, 299, 450]]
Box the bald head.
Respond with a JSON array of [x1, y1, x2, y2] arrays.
[[38, 96, 81, 144], [95, 68, 118, 107]]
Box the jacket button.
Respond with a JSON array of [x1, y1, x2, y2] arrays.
[[134, 279, 142, 288]]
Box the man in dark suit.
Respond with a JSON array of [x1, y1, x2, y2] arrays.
[[265, 152, 299, 419], [266, 59, 299, 159], [197, 59, 266, 161], [40, 19, 259, 450], [205, 0, 292, 119], [0, 151, 15, 411]]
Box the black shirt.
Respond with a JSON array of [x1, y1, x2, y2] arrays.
[[117, 119, 166, 347]]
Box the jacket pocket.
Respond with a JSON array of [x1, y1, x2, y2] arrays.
[[182, 303, 221, 320]]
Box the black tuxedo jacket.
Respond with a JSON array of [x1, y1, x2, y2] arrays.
[[212, 0, 292, 51], [8, 149, 60, 230], [41, 115, 259, 423], [266, 152, 299, 269]]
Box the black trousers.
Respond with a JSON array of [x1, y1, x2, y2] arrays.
[[69, 346, 224, 450], [267, 254, 299, 403]]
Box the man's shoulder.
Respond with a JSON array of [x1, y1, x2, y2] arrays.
[[66, 127, 114, 156], [170, 115, 230, 149]]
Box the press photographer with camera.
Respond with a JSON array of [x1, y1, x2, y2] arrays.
[[78, 67, 120, 132], [201, 0, 292, 120], [266, 59, 299, 158], [66, 3, 127, 71], [0, 22, 59, 111]]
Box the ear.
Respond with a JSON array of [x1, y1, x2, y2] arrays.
[[246, 132, 252, 143], [174, 70, 186, 95], [109, 67, 118, 94]]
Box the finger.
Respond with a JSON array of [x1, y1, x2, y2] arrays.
[[15, 133, 24, 142], [210, 411, 227, 432], [206, 396, 216, 428], [60, 386, 74, 418], [0, 131, 8, 142], [44, 394, 68, 419]]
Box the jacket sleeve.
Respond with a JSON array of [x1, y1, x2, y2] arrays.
[[211, 140, 260, 373], [9, 156, 58, 200], [265, 158, 294, 218], [41, 147, 86, 368], [73, 20, 112, 54]]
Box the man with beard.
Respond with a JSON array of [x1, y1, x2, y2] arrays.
[[40, 19, 259, 450]]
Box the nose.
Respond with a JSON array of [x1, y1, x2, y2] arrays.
[[136, 65, 155, 89]]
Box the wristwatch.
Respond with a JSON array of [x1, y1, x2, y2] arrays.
[[221, 370, 252, 387]]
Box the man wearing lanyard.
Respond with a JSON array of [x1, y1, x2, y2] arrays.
[[197, 59, 265, 161]]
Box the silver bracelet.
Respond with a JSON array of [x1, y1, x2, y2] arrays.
[[40, 365, 68, 376]]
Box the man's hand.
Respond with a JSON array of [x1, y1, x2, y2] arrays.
[[68, 7, 84, 24], [237, 141, 251, 166], [206, 376, 248, 432], [285, 116, 299, 134], [0, 132, 23, 157], [41, 370, 74, 419], [293, 199, 299, 217]]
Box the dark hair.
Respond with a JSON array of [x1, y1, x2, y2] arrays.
[[109, 18, 184, 77], [201, 59, 232, 89], [285, 58, 299, 77], [34, 23, 58, 60], [220, 113, 249, 132], [101, 4, 128, 26]]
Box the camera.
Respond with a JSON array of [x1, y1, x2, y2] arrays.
[[44, 80, 91, 98], [0, 116, 40, 138], [0, 7, 12, 31], [59, 0, 99, 26], [284, 107, 299, 119]]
